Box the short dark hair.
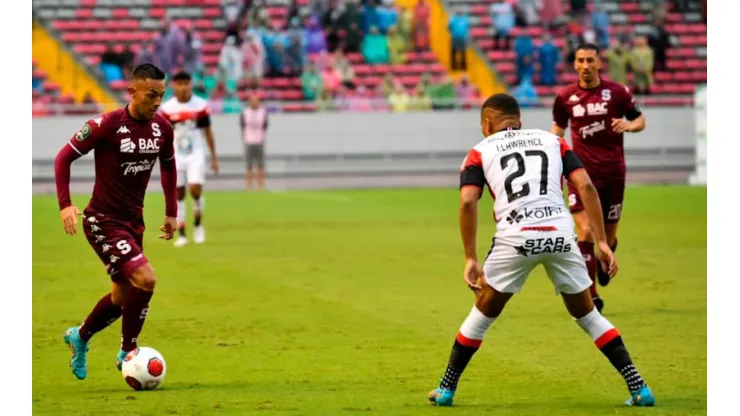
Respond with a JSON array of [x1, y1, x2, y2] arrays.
[[575, 42, 600, 55], [131, 63, 166, 81], [482, 93, 521, 117], [171, 71, 192, 82]]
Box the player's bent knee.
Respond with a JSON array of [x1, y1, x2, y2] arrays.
[[474, 284, 512, 318], [128, 263, 157, 292]]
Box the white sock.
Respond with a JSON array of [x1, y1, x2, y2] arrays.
[[176, 199, 186, 227], [193, 196, 204, 215], [575, 307, 619, 346], [456, 306, 496, 347]]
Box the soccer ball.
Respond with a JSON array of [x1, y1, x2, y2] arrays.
[[121, 347, 167, 391]]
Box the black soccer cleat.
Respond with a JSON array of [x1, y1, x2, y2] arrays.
[[593, 297, 605, 313]]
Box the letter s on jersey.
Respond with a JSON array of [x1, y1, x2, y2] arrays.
[[151, 123, 161, 137]]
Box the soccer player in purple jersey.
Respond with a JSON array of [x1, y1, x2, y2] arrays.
[[54, 64, 178, 381], [551, 43, 647, 312]]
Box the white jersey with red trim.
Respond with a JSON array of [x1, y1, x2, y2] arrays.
[[159, 95, 212, 159], [460, 128, 584, 239]]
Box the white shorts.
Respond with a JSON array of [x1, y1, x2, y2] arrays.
[[176, 153, 207, 187], [483, 231, 591, 295]]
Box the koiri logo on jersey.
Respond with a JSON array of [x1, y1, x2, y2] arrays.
[[121, 159, 155, 176], [587, 102, 608, 116], [120, 138, 136, 153], [506, 206, 563, 224], [116, 126, 131, 134], [515, 237, 572, 257], [138, 138, 161, 154], [579, 120, 607, 139]]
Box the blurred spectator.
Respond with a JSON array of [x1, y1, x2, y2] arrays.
[[512, 76, 539, 108], [263, 24, 287, 77], [448, 10, 470, 71], [221, 89, 242, 114], [421, 73, 456, 110], [285, 31, 305, 76], [219, 36, 243, 83], [321, 61, 342, 94], [491, 0, 514, 50], [154, 20, 186, 75], [538, 33, 560, 86], [305, 16, 328, 54], [322, 1, 343, 53], [334, 52, 356, 89], [388, 25, 409, 65], [343, 22, 364, 53], [455, 75, 479, 108], [380, 72, 395, 97], [101, 44, 120, 67], [673, 0, 691, 12], [249, 0, 270, 28], [100, 44, 124, 83], [398, 6, 414, 48], [135, 42, 156, 67], [564, 19, 583, 62], [301, 62, 323, 100], [363, 26, 390, 65], [242, 33, 265, 87], [317, 89, 338, 111], [388, 83, 410, 112], [570, 0, 587, 17], [591, 3, 610, 50], [514, 33, 536, 84], [190, 67, 210, 98], [652, 1, 668, 22], [286, 0, 301, 26], [582, 19, 597, 45], [119, 45, 136, 79], [409, 85, 433, 111], [363, 1, 380, 34], [338, 0, 363, 32], [223, 0, 241, 25], [605, 38, 630, 85], [182, 23, 203, 74], [539, 0, 563, 30], [412, 0, 431, 51], [377, 1, 399, 34], [339, 84, 375, 112], [647, 17, 671, 73], [516, 0, 540, 26], [630, 36, 654, 95]]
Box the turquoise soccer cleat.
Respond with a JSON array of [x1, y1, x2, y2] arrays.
[[115, 348, 131, 371], [428, 387, 456, 406], [625, 385, 656, 407], [63, 327, 89, 380]]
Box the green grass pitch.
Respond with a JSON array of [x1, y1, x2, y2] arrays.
[[33, 186, 706, 415]]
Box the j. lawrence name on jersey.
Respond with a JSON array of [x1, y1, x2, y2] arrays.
[[494, 137, 544, 153]]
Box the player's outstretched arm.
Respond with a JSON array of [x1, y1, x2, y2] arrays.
[[460, 185, 484, 291]]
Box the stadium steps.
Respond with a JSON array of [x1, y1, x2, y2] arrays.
[[457, 0, 706, 106], [31, 17, 122, 111]]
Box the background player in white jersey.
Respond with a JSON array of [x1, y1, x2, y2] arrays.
[[428, 94, 655, 408], [160, 71, 219, 246]]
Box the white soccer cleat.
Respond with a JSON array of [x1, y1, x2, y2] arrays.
[[173, 236, 188, 247], [194, 226, 205, 244]]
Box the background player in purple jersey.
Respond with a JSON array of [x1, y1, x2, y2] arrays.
[[54, 64, 178, 381], [551, 43, 647, 312]]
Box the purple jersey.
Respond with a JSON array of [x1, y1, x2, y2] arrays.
[[552, 80, 641, 180], [58, 106, 175, 219]]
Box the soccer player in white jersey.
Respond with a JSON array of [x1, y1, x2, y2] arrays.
[[428, 94, 655, 407], [159, 71, 219, 246]]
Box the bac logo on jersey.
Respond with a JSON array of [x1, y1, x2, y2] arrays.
[[138, 138, 160, 154], [120, 138, 136, 153], [586, 102, 608, 116], [516, 237, 572, 257]]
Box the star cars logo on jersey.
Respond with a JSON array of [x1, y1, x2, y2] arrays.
[[121, 159, 155, 176], [515, 237, 572, 257], [138, 138, 161, 154], [505, 206, 564, 224], [572, 104, 586, 117], [578, 120, 607, 139], [116, 126, 131, 134], [586, 102, 608, 116], [120, 138, 136, 153]]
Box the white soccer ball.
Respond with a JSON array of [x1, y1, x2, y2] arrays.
[[121, 347, 167, 391]]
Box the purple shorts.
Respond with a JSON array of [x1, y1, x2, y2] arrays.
[[567, 178, 625, 224], [82, 210, 149, 283]]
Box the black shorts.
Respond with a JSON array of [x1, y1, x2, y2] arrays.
[[245, 144, 265, 170]]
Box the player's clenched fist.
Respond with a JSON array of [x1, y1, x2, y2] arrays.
[[464, 258, 484, 293], [60, 205, 82, 236], [159, 216, 178, 240]]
